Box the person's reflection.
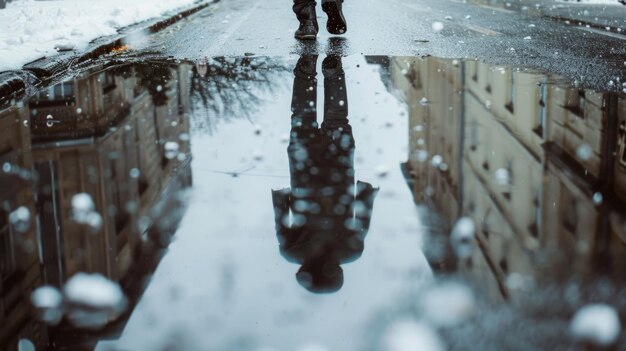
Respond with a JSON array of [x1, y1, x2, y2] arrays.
[[272, 54, 377, 294]]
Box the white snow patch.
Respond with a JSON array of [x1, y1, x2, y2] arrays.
[[570, 304, 621, 346], [164, 141, 181, 159], [71, 192, 95, 213], [494, 168, 511, 185], [383, 320, 445, 351], [0, 0, 202, 71], [31, 285, 64, 325], [64, 272, 125, 309], [420, 282, 476, 327], [9, 206, 31, 233], [431, 155, 443, 167], [415, 150, 429, 162], [31, 286, 63, 309], [576, 144, 593, 160], [376, 164, 390, 178], [18, 339, 35, 351], [450, 217, 475, 259], [592, 192, 603, 205], [431, 21, 445, 32]]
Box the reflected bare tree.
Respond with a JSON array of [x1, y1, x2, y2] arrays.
[[134, 63, 173, 107], [190, 56, 290, 135]]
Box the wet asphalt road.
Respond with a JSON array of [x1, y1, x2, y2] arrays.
[[125, 0, 626, 90]]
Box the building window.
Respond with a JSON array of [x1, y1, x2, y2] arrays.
[[0, 208, 17, 279], [577, 90, 586, 116], [37, 81, 74, 101], [102, 72, 117, 94], [563, 199, 578, 235], [469, 62, 478, 82], [470, 120, 478, 151], [506, 72, 515, 112], [483, 131, 492, 170], [619, 122, 626, 167], [534, 84, 547, 137], [529, 190, 540, 238], [499, 257, 508, 274], [482, 212, 490, 240], [502, 159, 514, 201]]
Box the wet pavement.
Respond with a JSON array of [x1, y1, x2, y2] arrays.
[[126, 0, 626, 90], [1, 49, 626, 351]]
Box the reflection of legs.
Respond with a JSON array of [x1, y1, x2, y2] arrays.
[[291, 55, 318, 136], [321, 55, 354, 185], [293, 0, 319, 40], [289, 55, 319, 189], [321, 55, 349, 131]]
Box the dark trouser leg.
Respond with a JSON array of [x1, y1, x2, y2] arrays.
[[291, 55, 319, 135], [289, 55, 319, 189], [321, 55, 349, 131], [320, 55, 354, 185], [293, 0, 317, 15]]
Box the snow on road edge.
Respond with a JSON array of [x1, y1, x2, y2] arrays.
[[0, 0, 203, 71]]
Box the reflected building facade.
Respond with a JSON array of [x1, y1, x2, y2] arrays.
[[392, 56, 626, 301], [0, 63, 193, 350]]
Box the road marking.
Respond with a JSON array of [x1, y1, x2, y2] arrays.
[[203, 1, 262, 56], [576, 26, 626, 41], [460, 23, 502, 36], [477, 4, 516, 14], [398, 2, 429, 13], [445, 0, 516, 13]]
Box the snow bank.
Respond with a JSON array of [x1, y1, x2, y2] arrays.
[[0, 0, 200, 71]]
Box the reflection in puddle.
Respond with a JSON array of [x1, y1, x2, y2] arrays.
[[190, 56, 290, 133], [0, 54, 624, 350], [395, 57, 626, 287], [1, 62, 194, 350], [273, 55, 377, 293], [393, 57, 626, 349]]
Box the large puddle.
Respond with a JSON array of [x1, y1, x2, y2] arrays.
[[1, 53, 625, 351]]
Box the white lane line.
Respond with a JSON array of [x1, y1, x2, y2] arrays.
[[460, 23, 502, 36], [477, 4, 516, 14], [203, 1, 262, 56], [576, 26, 626, 41], [445, 0, 516, 13], [399, 2, 429, 13]]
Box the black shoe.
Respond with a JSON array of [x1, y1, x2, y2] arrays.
[[295, 55, 318, 77], [322, 55, 343, 79], [295, 21, 318, 40], [322, 0, 347, 35], [294, 5, 319, 40]]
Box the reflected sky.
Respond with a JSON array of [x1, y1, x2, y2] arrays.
[[96, 55, 427, 351], [0, 53, 625, 350]]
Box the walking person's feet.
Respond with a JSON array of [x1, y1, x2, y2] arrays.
[[321, 0, 347, 35], [294, 4, 319, 40], [321, 54, 343, 79]]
